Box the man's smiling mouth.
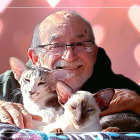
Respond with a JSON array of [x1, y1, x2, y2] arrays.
[[53, 59, 83, 70], [54, 65, 83, 79], [55, 65, 82, 70]]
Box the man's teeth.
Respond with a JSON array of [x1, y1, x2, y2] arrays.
[[64, 67, 78, 70], [56, 65, 81, 70]]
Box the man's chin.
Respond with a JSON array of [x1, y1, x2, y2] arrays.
[[64, 76, 87, 92]]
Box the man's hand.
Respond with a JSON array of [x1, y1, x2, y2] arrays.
[[100, 89, 140, 117], [0, 101, 42, 129]]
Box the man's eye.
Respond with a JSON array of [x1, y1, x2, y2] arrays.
[[52, 44, 64, 48], [52, 44, 59, 48], [38, 82, 46, 86], [75, 42, 83, 46]]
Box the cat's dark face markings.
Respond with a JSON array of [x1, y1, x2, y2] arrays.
[[45, 96, 61, 110], [70, 99, 96, 126], [70, 100, 95, 125], [64, 91, 101, 129]]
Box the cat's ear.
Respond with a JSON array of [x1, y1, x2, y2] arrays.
[[56, 81, 73, 105], [93, 88, 115, 111], [9, 57, 27, 81]]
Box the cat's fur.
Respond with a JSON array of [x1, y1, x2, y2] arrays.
[[48, 82, 140, 133], [9, 57, 115, 133], [99, 91, 140, 132], [9, 57, 64, 129], [9, 58, 114, 133], [41, 91, 102, 133], [9, 57, 140, 133], [41, 83, 115, 133]]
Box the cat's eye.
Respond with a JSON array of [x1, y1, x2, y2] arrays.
[[38, 82, 46, 86], [71, 105, 76, 109], [24, 78, 30, 82], [87, 108, 94, 112]]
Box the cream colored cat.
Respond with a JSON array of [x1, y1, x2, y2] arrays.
[[41, 89, 112, 133], [41, 82, 115, 133]]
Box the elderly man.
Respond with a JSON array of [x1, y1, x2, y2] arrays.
[[0, 10, 140, 129]]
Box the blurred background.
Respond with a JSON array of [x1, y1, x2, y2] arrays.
[[0, 0, 140, 84]]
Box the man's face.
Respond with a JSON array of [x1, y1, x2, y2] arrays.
[[29, 14, 97, 91]]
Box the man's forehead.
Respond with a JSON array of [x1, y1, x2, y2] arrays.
[[48, 33, 86, 43], [38, 23, 88, 43], [37, 11, 93, 43]]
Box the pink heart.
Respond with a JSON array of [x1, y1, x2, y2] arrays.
[[92, 25, 105, 45], [128, 4, 140, 33], [0, 0, 13, 13], [134, 43, 140, 67], [46, 0, 61, 7]]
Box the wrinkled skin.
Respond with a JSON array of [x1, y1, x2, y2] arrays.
[[56, 81, 140, 118], [28, 11, 98, 92], [0, 101, 41, 129], [56, 81, 140, 132], [100, 89, 140, 117]]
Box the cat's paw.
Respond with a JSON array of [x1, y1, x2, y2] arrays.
[[102, 127, 120, 132], [49, 128, 63, 135]]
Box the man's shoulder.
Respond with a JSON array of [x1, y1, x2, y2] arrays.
[[0, 70, 14, 83], [0, 70, 21, 102]]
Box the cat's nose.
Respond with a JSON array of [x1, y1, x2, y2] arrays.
[[29, 91, 35, 95]]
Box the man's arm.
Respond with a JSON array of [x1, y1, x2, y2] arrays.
[[100, 89, 140, 116], [0, 70, 41, 128]]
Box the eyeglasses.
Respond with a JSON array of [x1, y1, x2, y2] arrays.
[[37, 41, 95, 55]]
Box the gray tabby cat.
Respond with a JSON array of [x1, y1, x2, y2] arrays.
[[9, 57, 65, 129]]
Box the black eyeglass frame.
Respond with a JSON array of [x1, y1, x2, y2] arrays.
[[37, 41, 95, 50]]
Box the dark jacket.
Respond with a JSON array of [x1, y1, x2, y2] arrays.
[[0, 47, 139, 103]]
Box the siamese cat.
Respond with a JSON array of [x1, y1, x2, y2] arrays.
[[44, 81, 140, 133], [41, 82, 115, 133]]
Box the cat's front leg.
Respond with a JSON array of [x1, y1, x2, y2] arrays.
[[50, 128, 63, 135]]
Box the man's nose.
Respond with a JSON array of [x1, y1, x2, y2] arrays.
[[61, 46, 77, 62]]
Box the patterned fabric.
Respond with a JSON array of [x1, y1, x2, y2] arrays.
[[0, 123, 140, 140]]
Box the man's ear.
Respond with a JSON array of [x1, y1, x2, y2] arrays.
[[28, 48, 40, 66], [93, 44, 98, 65]]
